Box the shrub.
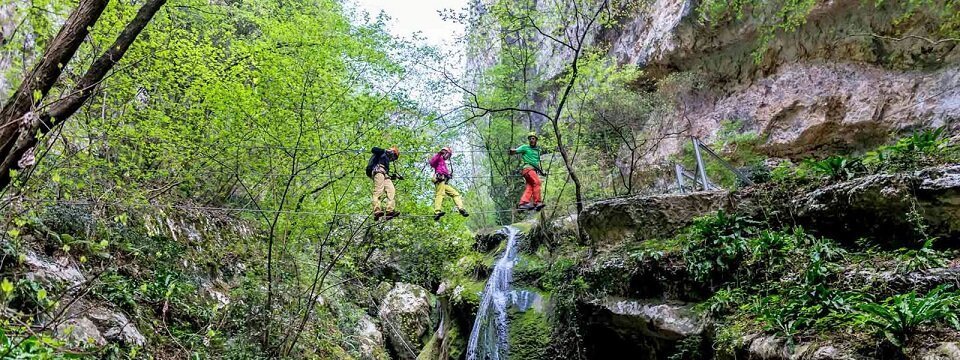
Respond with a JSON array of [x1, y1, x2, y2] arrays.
[[857, 285, 960, 347], [0, 328, 78, 359], [809, 156, 863, 181], [865, 127, 956, 172], [681, 211, 758, 282], [895, 238, 950, 273]]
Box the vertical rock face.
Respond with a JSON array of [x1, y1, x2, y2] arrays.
[[378, 282, 435, 360], [468, 0, 960, 166]]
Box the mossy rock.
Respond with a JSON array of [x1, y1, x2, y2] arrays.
[[449, 278, 485, 310], [415, 315, 465, 360], [508, 310, 551, 360], [514, 254, 548, 288]]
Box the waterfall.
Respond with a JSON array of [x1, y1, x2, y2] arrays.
[[466, 226, 524, 360]]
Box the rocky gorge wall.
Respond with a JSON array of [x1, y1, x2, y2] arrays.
[[470, 0, 960, 167], [431, 164, 960, 360]]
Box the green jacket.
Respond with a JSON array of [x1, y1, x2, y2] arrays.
[[515, 144, 542, 169]]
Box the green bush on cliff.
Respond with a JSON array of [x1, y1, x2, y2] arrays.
[[857, 285, 960, 348], [865, 127, 957, 173], [680, 211, 758, 282]]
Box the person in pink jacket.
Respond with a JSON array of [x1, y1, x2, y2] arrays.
[[429, 147, 469, 221]]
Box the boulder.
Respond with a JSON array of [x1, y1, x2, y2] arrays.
[[52, 305, 145, 348], [579, 191, 732, 248], [925, 342, 960, 360], [55, 317, 106, 347], [378, 283, 434, 360], [23, 251, 84, 287], [86, 307, 146, 347], [356, 314, 389, 360], [793, 165, 960, 247]]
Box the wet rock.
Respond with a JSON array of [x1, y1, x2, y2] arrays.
[[378, 282, 434, 360], [579, 191, 732, 248], [590, 298, 701, 340], [473, 229, 507, 253]]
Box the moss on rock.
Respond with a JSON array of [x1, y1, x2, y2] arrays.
[[508, 310, 551, 360]]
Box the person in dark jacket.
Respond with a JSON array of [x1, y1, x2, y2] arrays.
[[366, 146, 401, 220]]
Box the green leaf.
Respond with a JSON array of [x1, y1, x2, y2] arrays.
[[1, 278, 14, 295]]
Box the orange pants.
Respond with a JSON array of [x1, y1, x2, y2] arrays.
[[519, 168, 542, 205]]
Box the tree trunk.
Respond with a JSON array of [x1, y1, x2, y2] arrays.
[[0, 0, 110, 189], [0, 0, 166, 191]]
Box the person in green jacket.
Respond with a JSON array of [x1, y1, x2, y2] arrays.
[[509, 132, 548, 211]]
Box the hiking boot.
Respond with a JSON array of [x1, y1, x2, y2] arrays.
[[373, 211, 384, 221], [517, 203, 534, 212], [433, 211, 446, 221], [384, 210, 400, 220], [533, 203, 545, 211], [458, 208, 470, 217]]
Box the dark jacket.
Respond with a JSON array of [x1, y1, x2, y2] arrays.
[[365, 147, 393, 178]]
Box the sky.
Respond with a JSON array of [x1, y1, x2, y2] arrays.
[[349, 0, 469, 48]]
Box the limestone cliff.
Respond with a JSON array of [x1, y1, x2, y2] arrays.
[[468, 0, 960, 164]]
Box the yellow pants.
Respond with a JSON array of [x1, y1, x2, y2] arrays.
[[433, 180, 464, 213], [372, 173, 395, 212]]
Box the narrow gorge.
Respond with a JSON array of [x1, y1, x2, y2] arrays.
[[0, 0, 958, 359]]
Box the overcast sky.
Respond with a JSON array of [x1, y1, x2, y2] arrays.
[[349, 0, 468, 48]]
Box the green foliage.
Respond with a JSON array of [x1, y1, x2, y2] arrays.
[[697, 0, 817, 63], [0, 328, 82, 360], [857, 285, 960, 347], [749, 234, 851, 337], [864, 127, 956, 173], [698, 0, 960, 64], [680, 211, 758, 282], [808, 156, 864, 181], [769, 160, 816, 185], [668, 335, 707, 360], [895, 238, 949, 273], [873, 0, 960, 39], [542, 257, 584, 293], [697, 287, 747, 317]]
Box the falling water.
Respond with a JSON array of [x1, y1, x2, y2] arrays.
[[466, 226, 524, 360]]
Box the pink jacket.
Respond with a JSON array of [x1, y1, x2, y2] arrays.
[[429, 153, 451, 176]]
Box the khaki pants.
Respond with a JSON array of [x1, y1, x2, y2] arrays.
[[372, 173, 395, 212], [433, 180, 464, 213]]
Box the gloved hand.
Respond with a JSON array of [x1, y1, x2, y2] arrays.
[[390, 174, 404, 181]]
